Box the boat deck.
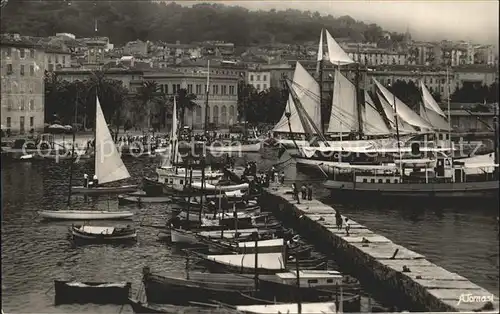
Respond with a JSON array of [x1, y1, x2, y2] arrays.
[[261, 186, 499, 312]]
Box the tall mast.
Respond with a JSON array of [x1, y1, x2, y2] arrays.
[[355, 44, 363, 138], [446, 67, 452, 153], [66, 89, 78, 207], [390, 77, 403, 180], [318, 29, 324, 134]]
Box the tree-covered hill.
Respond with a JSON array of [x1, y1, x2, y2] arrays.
[[0, 1, 402, 46]]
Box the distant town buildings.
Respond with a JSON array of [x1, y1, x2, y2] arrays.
[[247, 70, 271, 92]]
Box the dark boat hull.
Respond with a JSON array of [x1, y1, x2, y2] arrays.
[[70, 225, 137, 243], [54, 280, 131, 305]]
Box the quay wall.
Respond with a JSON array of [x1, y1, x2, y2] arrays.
[[261, 186, 499, 312]]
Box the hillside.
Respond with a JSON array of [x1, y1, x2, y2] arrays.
[[0, 1, 404, 46]]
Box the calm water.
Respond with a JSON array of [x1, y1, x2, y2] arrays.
[[1, 153, 499, 313]]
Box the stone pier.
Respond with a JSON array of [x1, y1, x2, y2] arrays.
[[261, 186, 499, 312]]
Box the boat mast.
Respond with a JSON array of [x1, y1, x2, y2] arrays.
[[446, 67, 452, 155], [355, 44, 363, 138], [494, 102, 499, 176], [66, 90, 78, 207], [318, 29, 324, 135], [389, 77, 403, 180], [204, 60, 210, 136]]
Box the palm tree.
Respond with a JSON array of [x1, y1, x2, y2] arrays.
[[170, 88, 198, 128], [136, 80, 166, 131]]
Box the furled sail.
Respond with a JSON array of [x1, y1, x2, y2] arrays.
[[95, 96, 130, 184], [373, 78, 433, 130], [327, 70, 358, 133], [272, 62, 321, 134], [420, 81, 446, 117], [376, 92, 416, 134], [325, 30, 355, 65], [362, 91, 392, 135]]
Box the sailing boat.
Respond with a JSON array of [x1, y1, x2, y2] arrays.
[[143, 96, 224, 196], [71, 96, 138, 195], [38, 96, 134, 220]]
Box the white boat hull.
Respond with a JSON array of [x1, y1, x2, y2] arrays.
[[38, 210, 134, 220], [71, 185, 138, 195], [170, 228, 198, 244]]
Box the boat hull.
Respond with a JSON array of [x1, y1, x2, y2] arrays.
[[170, 228, 198, 244], [323, 179, 499, 202], [70, 225, 137, 242], [38, 210, 134, 220], [71, 185, 138, 195], [54, 280, 131, 305], [118, 194, 171, 205], [207, 142, 262, 154]]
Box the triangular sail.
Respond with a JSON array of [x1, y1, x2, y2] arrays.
[[373, 78, 433, 130], [363, 91, 392, 135], [327, 70, 358, 133], [95, 96, 130, 184], [376, 91, 416, 134], [420, 81, 446, 117], [162, 96, 182, 167], [317, 29, 324, 62], [325, 30, 355, 65], [420, 103, 450, 131], [272, 62, 321, 134]]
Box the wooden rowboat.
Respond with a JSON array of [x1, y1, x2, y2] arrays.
[[70, 225, 137, 243], [38, 210, 134, 220], [54, 280, 131, 305]]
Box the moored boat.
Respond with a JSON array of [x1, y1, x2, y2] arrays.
[[54, 280, 131, 305], [72, 184, 139, 195], [70, 224, 137, 242], [39, 210, 134, 220], [118, 194, 172, 205]]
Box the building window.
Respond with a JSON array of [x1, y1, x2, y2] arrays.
[[20, 98, 25, 111], [20, 49, 25, 59], [263, 84, 267, 90], [263, 75, 267, 81], [257, 75, 260, 81], [30, 49, 35, 58], [222, 85, 227, 95], [7, 48, 11, 57], [6, 117, 11, 128], [30, 65, 34, 76], [29, 99, 35, 111], [20, 116, 25, 134], [7, 99, 12, 111], [250, 75, 254, 81], [195, 84, 200, 94], [176, 84, 180, 92], [188, 84, 193, 93], [173, 84, 177, 94], [62, 55, 66, 64], [229, 85, 234, 95], [164, 84, 168, 94], [20, 65, 25, 76], [48, 63, 54, 72], [30, 116, 34, 127], [257, 84, 260, 90], [7, 64, 13, 74]]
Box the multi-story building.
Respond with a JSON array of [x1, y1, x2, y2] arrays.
[[44, 45, 72, 71], [474, 45, 496, 65], [247, 70, 271, 92], [345, 47, 407, 66], [123, 40, 148, 56], [134, 64, 240, 129], [1, 34, 46, 135]]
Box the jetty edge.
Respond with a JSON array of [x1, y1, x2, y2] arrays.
[[260, 185, 499, 312]]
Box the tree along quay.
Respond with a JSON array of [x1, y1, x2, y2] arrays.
[[259, 186, 499, 312]]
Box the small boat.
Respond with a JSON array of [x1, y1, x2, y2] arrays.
[[207, 141, 262, 154], [70, 225, 137, 242], [128, 298, 237, 314], [192, 251, 287, 274], [70, 96, 138, 195], [72, 185, 139, 195], [236, 302, 337, 314], [54, 280, 131, 305], [118, 194, 172, 205], [38, 210, 134, 220], [191, 182, 249, 192]]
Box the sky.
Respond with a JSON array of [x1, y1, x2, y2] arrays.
[[181, 1, 499, 47]]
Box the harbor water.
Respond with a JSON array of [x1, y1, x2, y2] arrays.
[[1, 154, 498, 313]]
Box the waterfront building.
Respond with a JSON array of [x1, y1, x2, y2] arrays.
[[247, 70, 271, 92], [1, 34, 46, 135]]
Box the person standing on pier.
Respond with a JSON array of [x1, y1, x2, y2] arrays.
[[292, 183, 300, 204], [345, 217, 350, 236], [307, 184, 313, 200], [92, 174, 98, 187], [279, 171, 285, 184], [301, 184, 307, 200], [83, 173, 89, 188], [335, 210, 342, 230]]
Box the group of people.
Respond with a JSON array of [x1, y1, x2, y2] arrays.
[[291, 183, 313, 204], [83, 173, 99, 188], [335, 210, 350, 236]]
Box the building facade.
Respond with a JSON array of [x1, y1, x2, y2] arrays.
[[140, 67, 239, 129], [1, 34, 46, 135], [247, 70, 271, 91]]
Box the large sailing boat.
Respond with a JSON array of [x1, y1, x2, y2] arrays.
[[71, 96, 138, 195], [38, 96, 135, 220]]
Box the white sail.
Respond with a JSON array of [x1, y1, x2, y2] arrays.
[[373, 78, 433, 130], [325, 30, 355, 65], [95, 96, 130, 184], [272, 62, 321, 134], [317, 29, 324, 62], [376, 91, 416, 135], [363, 91, 392, 135], [420, 81, 446, 117], [327, 69, 358, 133]]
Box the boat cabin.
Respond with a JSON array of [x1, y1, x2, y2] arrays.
[[275, 270, 342, 288]]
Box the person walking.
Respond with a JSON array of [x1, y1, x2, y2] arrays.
[[335, 210, 342, 230], [345, 217, 351, 236], [292, 183, 300, 204], [300, 184, 307, 200], [307, 184, 313, 200]]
